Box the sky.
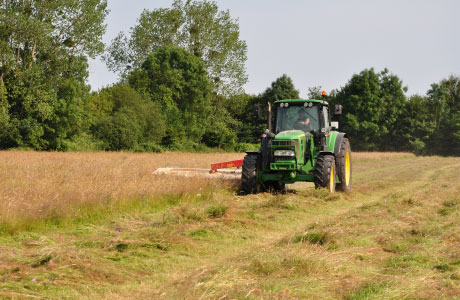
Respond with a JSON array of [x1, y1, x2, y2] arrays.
[[88, 0, 460, 97]]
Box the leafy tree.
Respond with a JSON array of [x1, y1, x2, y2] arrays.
[[89, 84, 166, 151], [0, 79, 10, 145], [202, 94, 243, 149], [0, 0, 108, 149], [261, 74, 299, 103], [425, 75, 460, 155], [395, 95, 435, 154], [329, 68, 407, 151], [102, 107, 143, 150], [307, 86, 323, 100], [128, 46, 212, 148], [105, 0, 247, 96]]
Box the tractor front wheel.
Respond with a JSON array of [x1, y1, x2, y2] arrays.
[[314, 155, 336, 193], [336, 138, 352, 192], [241, 155, 261, 194]]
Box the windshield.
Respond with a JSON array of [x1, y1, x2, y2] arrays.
[[276, 105, 320, 133]]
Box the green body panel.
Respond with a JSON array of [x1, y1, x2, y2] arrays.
[[272, 130, 306, 165], [273, 130, 306, 140], [326, 130, 339, 153], [256, 99, 342, 185]]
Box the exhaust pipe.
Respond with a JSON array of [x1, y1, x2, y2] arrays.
[[267, 102, 272, 133]]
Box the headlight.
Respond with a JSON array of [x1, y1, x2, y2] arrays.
[[274, 150, 295, 156]]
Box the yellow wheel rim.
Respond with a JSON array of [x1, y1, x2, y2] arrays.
[[330, 165, 334, 192], [345, 152, 350, 186]]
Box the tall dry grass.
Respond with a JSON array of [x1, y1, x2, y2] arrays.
[[351, 151, 415, 161], [0, 151, 414, 224], [0, 151, 244, 223]]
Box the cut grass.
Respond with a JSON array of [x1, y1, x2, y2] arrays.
[[293, 231, 331, 245], [345, 281, 391, 300]]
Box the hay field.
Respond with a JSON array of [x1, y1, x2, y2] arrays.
[[0, 151, 243, 224], [0, 151, 460, 300], [0, 151, 412, 224]]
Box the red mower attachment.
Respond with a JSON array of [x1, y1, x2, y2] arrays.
[[210, 159, 244, 173], [152, 158, 244, 180]]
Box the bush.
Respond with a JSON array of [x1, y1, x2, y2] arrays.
[[234, 142, 259, 152], [61, 133, 104, 151], [134, 142, 164, 153], [89, 84, 166, 151]]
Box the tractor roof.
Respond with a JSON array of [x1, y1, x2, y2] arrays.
[[274, 99, 329, 105]]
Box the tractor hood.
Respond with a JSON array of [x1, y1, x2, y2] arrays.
[[272, 130, 308, 164], [274, 130, 307, 141]]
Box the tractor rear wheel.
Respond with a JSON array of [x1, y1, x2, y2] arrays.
[[314, 155, 336, 193], [336, 138, 352, 192], [241, 155, 261, 194]]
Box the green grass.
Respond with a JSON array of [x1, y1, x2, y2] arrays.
[[345, 281, 391, 300], [293, 231, 331, 245], [206, 203, 228, 218]]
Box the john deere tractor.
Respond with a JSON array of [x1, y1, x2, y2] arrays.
[[242, 96, 352, 193]]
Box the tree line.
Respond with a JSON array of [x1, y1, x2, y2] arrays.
[[1, 0, 459, 155]]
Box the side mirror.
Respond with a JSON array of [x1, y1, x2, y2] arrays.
[[334, 104, 342, 115], [331, 121, 339, 130]]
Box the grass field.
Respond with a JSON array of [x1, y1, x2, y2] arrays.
[[0, 151, 460, 299]]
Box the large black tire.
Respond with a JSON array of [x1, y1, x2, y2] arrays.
[[314, 155, 336, 193], [336, 138, 352, 192], [241, 155, 261, 194]]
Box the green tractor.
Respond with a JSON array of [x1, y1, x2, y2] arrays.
[[242, 96, 352, 193]]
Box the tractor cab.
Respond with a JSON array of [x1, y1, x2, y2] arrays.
[[268, 99, 332, 177], [274, 99, 329, 135]]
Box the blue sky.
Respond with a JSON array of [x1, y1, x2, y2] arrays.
[[88, 0, 460, 97]]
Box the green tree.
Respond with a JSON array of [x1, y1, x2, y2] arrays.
[[0, 78, 10, 144], [307, 86, 323, 100], [89, 84, 166, 151], [329, 68, 407, 151], [105, 0, 247, 96], [395, 95, 435, 154], [0, 0, 108, 149], [100, 107, 143, 151], [261, 74, 299, 103], [425, 75, 460, 155], [128, 46, 212, 148], [202, 94, 243, 149]]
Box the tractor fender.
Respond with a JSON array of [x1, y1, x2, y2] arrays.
[[333, 133, 347, 156], [318, 151, 334, 156]]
